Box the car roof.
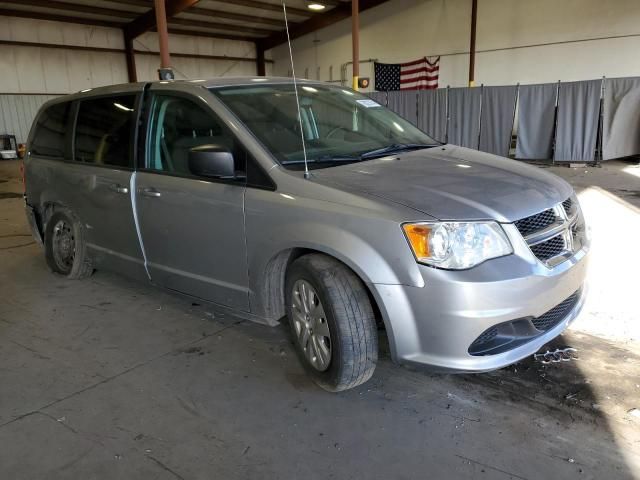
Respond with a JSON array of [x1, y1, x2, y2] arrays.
[[65, 77, 329, 98], [38, 77, 341, 112]]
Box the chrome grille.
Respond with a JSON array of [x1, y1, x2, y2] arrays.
[[514, 196, 584, 267], [530, 235, 564, 261], [532, 291, 580, 331], [514, 209, 556, 237]]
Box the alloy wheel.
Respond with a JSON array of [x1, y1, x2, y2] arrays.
[[291, 279, 332, 371]]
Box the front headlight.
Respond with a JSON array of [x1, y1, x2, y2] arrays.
[[402, 221, 513, 269]]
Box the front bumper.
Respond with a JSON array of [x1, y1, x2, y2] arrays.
[[370, 232, 589, 373]]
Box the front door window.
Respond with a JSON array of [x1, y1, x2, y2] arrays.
[[147, 95, 246, 177]]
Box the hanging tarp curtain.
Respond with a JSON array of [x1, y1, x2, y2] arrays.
[[387, 91, 418, 126], [360, 77, 640, 162], [515, 83, 557, 160], [478, 85, 518, 157], [554, 79, 601, 162], [367, 91, 388, 107], [447, 87, 482, 149], [602, 77, 640, 160], [417, 89, 448, 143]]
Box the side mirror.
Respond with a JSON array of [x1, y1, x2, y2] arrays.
[[188, 144, 235, 178]]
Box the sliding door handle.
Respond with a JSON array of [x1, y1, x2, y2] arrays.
[[110, 183, 129, 194], [140, 187, 162, 198]]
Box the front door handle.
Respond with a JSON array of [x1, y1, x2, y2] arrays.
[[110, 183, 129, 194], [140, 187, 162, 198]]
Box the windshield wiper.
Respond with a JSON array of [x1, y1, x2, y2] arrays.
[[358, 143, 437, 160], [280, 144, 437, 166], [281, 154, 359, 165]]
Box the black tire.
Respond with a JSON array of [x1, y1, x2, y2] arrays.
[[44, 209, 93, 279], [285, 254, 378, 392]]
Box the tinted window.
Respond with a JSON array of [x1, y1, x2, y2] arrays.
[[31, 102, 71, 159], [74, 95, 136, 167], [147, 95, 246, 177]]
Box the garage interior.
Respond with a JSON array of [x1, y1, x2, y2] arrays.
[[1, 0, 640, 478]]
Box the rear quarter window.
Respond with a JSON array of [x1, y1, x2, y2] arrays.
[[74, 95, 137, 168], [31, 102, 71, 159]]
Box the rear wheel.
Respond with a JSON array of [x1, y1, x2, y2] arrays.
[[285, 254, 378, 392], [44, 210, 93, 279]]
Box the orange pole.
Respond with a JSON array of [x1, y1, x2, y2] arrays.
[[352, 0, 359, 90], [468, 0, 477, 87], [154, 0, 171, 70]]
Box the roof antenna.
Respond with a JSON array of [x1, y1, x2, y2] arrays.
[[282, 0, 310, 179]]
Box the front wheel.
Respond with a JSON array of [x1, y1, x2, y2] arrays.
[[285, 254, 378, 392]]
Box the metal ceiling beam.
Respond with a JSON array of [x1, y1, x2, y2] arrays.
[[100, 0, 314, 16], [166, 27, 256, 42], [101, 0, 152, 7], [168, 17, 274, 36], [4, 0, 138, 19], [0, 7, 125, 28], [259, 0, 390, 51], [125, 0, 199, 39], [186, 6, 285, 27], [227, 0, 312, 17], [0, 38, 270, 63]]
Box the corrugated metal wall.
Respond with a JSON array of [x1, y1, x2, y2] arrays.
[[0, 18, 269, 146], [0, 95, 58, 144]]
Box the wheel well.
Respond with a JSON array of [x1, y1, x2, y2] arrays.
[[41, 202, 65, 228], [261, 248, 385, 331]]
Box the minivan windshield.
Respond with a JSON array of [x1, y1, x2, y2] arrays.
[[211, 84, 438, 169]]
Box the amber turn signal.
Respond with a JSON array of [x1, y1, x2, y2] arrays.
[[402, 224, 431, 259]]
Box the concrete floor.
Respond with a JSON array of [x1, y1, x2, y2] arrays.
[[1, 159, 639, 479]]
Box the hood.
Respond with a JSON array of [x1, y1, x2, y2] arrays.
[[310, 145, 573, 222]]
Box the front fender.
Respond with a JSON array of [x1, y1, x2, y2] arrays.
[[275, 222, 423, 288], [245, 187, 425, 322]]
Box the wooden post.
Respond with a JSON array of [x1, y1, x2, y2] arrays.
[[352, 0, 360, 90], [468, 0, 477, 87]]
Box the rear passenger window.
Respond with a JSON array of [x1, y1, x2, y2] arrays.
[[74, 95, 136, 167], [31, 102, 70, 159]]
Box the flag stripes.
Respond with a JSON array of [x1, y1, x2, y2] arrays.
[[375, 57, 440, 91]]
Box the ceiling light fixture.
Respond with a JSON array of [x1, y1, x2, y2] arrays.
[[307, 2, 326, 11]]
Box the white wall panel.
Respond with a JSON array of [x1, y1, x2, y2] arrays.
[[270, 0, 640, 88], [0, 17, 260, 95], [0, 18, 263, 145], [66, 51, 94, 92], [0, 49, 21, 92], [136, 33, 256, 58], [36, 20, 66, 45], [270, 0, 471, 87], [13, 48, 44, 93], [475, 36, 640, 85], [477, 0, 640, 50], [42, 49, 71, 93]]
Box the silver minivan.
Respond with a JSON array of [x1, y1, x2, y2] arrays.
[[24, 78, 589, 391]]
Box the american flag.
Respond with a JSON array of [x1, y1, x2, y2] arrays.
[[374, 56, 440, 91]]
